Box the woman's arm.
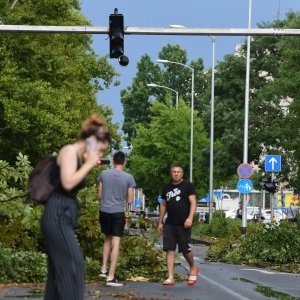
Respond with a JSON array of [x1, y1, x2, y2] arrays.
[[58, 145, 96, 191]]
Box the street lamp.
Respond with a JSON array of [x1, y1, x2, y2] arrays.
[[146, 83, 179, 110], [156, 59, 195, 183], [242, 0, 253, 235], [208, 36, 216, 224]]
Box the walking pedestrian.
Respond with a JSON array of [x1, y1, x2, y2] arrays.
[[98, 151, 136, 286], [41, 114, 111, 300], [158, 164, 198, 286]]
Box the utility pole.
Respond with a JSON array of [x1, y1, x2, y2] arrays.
[[242, 0, 252, 235]]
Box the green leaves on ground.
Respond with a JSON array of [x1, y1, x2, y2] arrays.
[[0, 155, 170, 283], [195, 216, 300, 273]]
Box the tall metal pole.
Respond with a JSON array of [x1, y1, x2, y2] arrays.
[[190, 69, 194, 182], [175, 91, 179, 111], [209, 36, 216, 224], [242, 0, 252, 235]]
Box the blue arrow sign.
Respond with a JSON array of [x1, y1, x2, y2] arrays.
[[237, 179, 253, 195], [265, 155, 281, 172]]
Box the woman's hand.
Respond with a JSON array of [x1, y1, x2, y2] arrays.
[[85, 137, 99, 166]]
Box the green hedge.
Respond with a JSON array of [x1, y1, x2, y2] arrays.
[[225, 222, 300, 266], [0, 244, 47, 283]]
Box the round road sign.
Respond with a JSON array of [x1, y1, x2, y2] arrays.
[[237, 163, 254, 179]]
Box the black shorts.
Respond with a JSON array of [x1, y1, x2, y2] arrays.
[[163, 223, 192, 254], [99, 211, 125, 237]]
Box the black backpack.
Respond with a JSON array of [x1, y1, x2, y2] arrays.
[[28, 156, 59, 204]]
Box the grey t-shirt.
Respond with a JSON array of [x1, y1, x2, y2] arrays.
[[98, 169, 136, 213]]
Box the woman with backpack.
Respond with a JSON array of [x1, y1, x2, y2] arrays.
[[41, 114, 111, 300]]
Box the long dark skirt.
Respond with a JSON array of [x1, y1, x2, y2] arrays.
[[41, 192, 85, 300]]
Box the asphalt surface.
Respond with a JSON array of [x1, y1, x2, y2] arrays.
[[1, 243, 300, 300]]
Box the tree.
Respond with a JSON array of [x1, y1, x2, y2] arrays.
[[0, 0, 120, 163], [129, 100, 209, 205], [121, 44, 206, 143], [199, 17, 291, 185], [121, 54, 162, 141], [272, 12, 300, 191]]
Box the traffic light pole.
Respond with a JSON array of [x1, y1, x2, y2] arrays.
[[1, 25, 300, 36]]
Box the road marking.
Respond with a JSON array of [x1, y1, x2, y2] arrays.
[[179, 256, 250, 300], [241, 268, 299, 276], [198, 273, 250, 300]]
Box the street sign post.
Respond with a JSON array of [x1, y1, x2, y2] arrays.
[[265, 155, 281, 222], [237, 163, 254, 178], [237, 162, 253, 234], [265, 155, 281, 173], [237, 179, 253, 195]]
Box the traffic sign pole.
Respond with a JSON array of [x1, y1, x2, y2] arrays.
[[270, 172, 275, 221]]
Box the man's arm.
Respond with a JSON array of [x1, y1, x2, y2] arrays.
[[127, 187, 134, 204], [98, 182, 102, 202], [158, 199, 167, 234], [184, 194, 197, 228]]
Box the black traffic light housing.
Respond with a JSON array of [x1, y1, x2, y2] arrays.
[[261, 176, 278, 193], [109, 8, 129, 66]]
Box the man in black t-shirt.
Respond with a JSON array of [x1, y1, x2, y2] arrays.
[[158, 164, 198, 286]]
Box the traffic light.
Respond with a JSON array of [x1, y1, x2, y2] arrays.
[[109, 8, 129, 66], [261, 176, 278, 193], [97, 159, 111, 166]]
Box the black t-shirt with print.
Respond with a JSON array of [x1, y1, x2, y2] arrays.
[[162, 180, 196, 225]]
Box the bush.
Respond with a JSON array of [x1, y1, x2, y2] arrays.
[[213, 210, 226, 219], [0, 156, 170, 283], [225, 222, 300, 266], [0, 244, 47, 283], [192, 217, 241, 239], [206, 238, 232, 261]]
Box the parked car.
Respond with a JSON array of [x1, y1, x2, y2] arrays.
[[255, 209, 286, 223]]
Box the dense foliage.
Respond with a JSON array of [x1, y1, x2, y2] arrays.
[[122, 12, 300, 194], [194, 215, 300, 273], [0, 155, 169, 283], [129, 100, 209, 203], [0, 0, 120, 164]]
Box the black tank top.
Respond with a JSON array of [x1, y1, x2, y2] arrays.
[[54, 156, 86, 199]]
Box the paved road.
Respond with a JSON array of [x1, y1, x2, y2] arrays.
[[1, 244, 300, 299]]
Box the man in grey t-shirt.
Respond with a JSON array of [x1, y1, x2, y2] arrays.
[[98, 151, 136, 286]]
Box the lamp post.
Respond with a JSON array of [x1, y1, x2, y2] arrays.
[[146, 83, 179, 111], [156, 59, 194, 183], [208, 36, 216, 224], [242, 0, 252, 235]]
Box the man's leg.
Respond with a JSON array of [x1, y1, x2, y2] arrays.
[[166, 250, 175, 281], [179, 227, 197, 275], [183, 250, 196, 275], [108, 236, 121, 279], [102, 235, 112, 271], [162, 224, 176, 283]]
